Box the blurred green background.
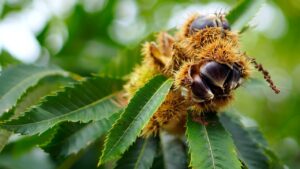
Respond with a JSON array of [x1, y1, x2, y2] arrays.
[[0, 0, 299, 168]]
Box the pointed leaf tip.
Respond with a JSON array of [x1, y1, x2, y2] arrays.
[[0, 76, 124, 135], [0, 65, 68, 116]]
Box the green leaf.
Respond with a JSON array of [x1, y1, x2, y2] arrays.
[[43, 112, 121, 158], [0, 148, 55, 169], [160, 132, 188, 169], [219, 111, 284, 169], [0, 76, 73, 122], [5, 127, 58, 156], [150, 152, 165, 169], [150, 150, 165, 169], [0, 77, 124, 135], [0, 50, 21, 68], [0, 64, 68, 116], [99, 75, 173, 165], [186, 113, 241, 169], [0, 130, 11, 152], [227, 0, 265, 31], [115, 137, 158, 169], [0, 76, 72, 153]]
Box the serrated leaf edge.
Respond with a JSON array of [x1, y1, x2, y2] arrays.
[[0, 68, 68, 116], [99, 77, 173, 165], [0, 77, 123, 135]]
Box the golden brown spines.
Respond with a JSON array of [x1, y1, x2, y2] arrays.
[[177, 28, 239, 58], [141, 32, 175, 74], [174, 61, 194, 90], [125, 32, 175, 98], [125, 12, 264, 138], [198, 41, 251, 78], [142, 42, 166, 71], [157, 32, 174, 57], [191, 95, 234, 113], [171, 26, 251, 114], [141, 90, 188, 137], [164, 43, 190, 75], [166, 27, 241, 75], [178, 13, 200, 39], [124, 64, 158, 98]]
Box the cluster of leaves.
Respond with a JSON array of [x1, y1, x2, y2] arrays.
[[0, 0, 286, 169]]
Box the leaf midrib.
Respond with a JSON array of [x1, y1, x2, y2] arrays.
[[60, 119, 111, 156], [103, 79, 171, 160], [1, 93, 120, 130], [134, 139, 149, 169], [225, 115, 268, 168], [203, 126, 216, 169]]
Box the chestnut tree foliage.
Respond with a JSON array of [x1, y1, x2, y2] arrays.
[[0, 0, 285, 169]]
